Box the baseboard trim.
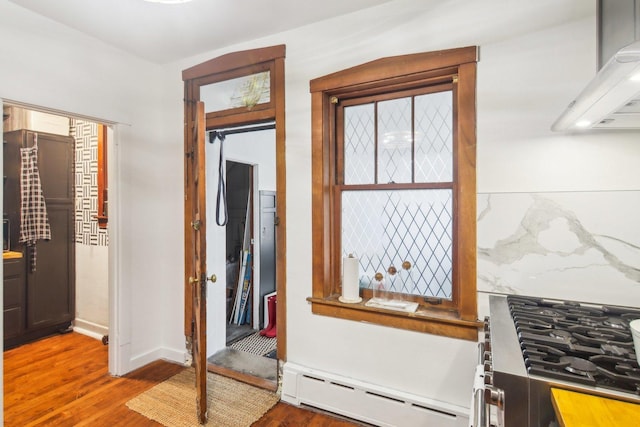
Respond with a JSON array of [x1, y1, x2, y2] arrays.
[[73, 319, 108, 341], [129, 346, 190, 372]]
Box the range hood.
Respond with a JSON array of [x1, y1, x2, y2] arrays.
[[552, 39, 640, 131]]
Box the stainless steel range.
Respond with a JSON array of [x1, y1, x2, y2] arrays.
[[478, 294, 640, 427]]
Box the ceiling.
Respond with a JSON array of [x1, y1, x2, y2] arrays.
[[9, 0, 394, 64]]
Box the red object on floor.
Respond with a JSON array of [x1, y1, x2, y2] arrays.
[[260, 295, 277, 338]]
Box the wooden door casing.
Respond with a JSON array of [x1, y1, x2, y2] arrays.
[[183, 45, 287, 423]]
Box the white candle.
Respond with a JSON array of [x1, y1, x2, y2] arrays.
[[340, 254, 361, 303]]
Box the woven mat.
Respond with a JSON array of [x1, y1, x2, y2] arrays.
[[126, 368, 279, 427]]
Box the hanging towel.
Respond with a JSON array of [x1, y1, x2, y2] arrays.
[[19, 134, 51, 272]]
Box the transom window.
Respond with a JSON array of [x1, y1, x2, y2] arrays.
[[309, 47, 480, 340]]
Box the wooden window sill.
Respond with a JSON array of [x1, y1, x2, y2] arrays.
[[307, 295, 481, 341]]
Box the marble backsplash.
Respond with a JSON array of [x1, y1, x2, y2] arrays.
[[477, 192, 640, 308]]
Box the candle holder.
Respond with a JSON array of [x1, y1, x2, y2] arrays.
[[365, 261, 419, 313], [372, 271, 389, 301]]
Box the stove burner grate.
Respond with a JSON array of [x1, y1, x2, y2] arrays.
[[604, 317, 628, 329], [549, 330, 572, 340], [508, 295, 640, 395], [559, 356, 597, 376]]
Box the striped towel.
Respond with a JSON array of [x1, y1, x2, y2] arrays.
[[19, 134, 51, 272]]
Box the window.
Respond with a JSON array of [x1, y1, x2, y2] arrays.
[[308, 47, 480, 340]]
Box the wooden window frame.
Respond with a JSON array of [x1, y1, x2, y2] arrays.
[[308, 46, 481, 340]]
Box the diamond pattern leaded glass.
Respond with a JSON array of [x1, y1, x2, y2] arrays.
[[344, 103, 375, 185], [415, 91, 453, 182], [377, 97, 412, 184], [341, 189, 453, 299]]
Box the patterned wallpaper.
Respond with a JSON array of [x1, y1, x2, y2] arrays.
[[70, 119, 108, 246]]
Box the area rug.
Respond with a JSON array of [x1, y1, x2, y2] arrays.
[[126, 368, 279, 427], [229, 332, 277, 357]]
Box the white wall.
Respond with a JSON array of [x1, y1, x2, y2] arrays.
[[75, 245, 109, 337], [162, 0, 640, 411], [2, 0, 638, 422], [224, 130, 276, 191], [67, 118, 110, 339], [0, 0, 187, 381]]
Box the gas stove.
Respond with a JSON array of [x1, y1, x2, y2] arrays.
[[509, 295, 640, 395], [481, 295, 640, 427]]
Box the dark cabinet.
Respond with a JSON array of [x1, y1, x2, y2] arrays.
[[3, 256, 25, 339], [3, 130, 75, 349]]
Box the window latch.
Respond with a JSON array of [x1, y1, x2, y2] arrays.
[[424, 297, 443, 305]]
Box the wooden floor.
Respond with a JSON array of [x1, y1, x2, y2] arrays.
[[3, 332, 360, 426]]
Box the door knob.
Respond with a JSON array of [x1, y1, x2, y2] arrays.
[[208, 274, 217, 283]]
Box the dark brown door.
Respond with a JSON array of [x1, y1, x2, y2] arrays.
[[190, 102, 208, 423]]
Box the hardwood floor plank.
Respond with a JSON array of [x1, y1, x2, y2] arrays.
[[44, 360, 188, 426], [3, 333, 179, 427], [251, 402, 364, 427], [4, 332, 362, 427]]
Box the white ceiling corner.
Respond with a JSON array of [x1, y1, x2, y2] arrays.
[[8, 0, 395, 64]]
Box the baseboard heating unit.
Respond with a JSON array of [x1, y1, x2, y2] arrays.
[[281, 362, 469, 427]]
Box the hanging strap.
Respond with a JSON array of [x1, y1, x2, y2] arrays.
[[216, 134, 228, 226]]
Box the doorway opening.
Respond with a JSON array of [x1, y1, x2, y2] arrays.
[[2, 102, 111, 360], [204, 124, 278, 389], [183, 46, 286, 419]]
